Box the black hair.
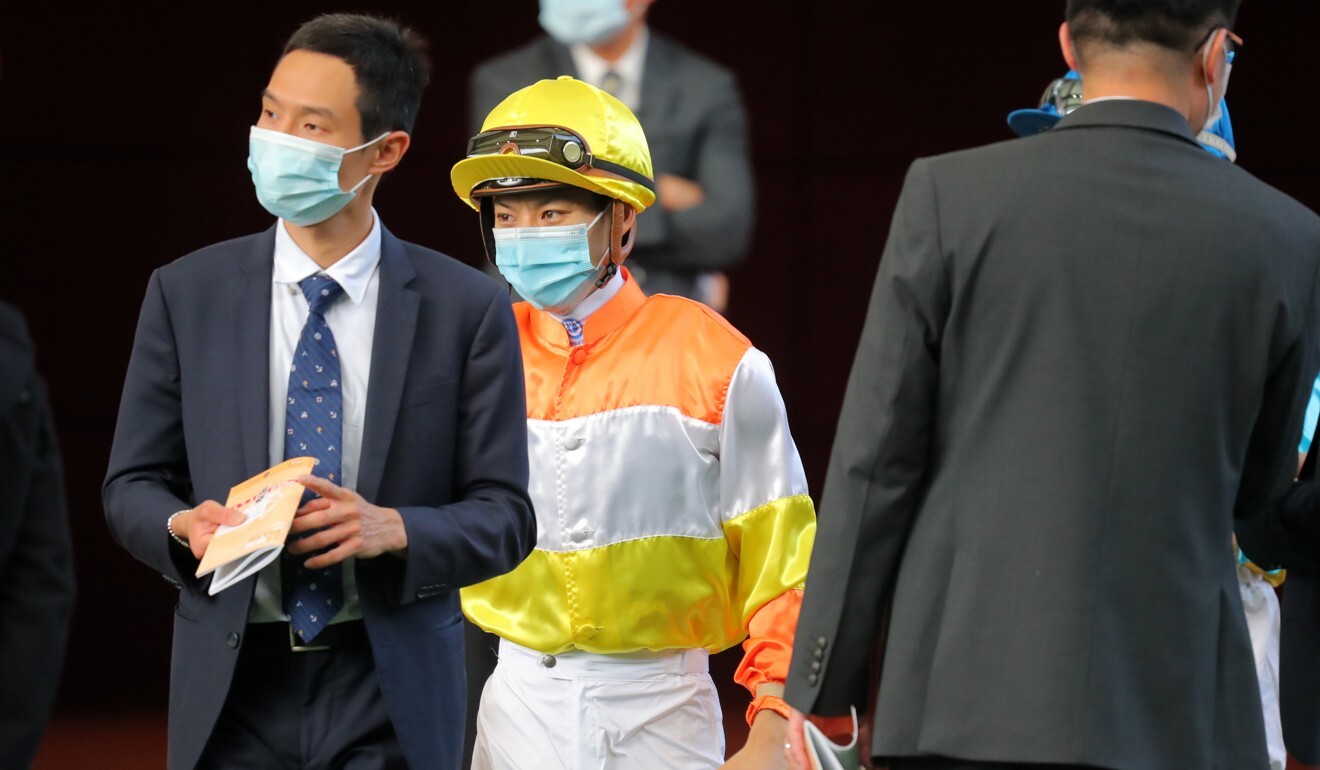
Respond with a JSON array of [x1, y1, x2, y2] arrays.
[[1066, 0, 1240, 54], [283, 13, 432, 138]]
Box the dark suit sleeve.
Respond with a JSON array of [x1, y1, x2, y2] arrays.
[[1237, 418, 1320, 571], [0, 341, 74, 767], [392, 290, 534, 604], [1235, 279, 1320, 570], [784, 159, 950, 715], [103, 269, 199, 585], [634, 69, 754, 272]]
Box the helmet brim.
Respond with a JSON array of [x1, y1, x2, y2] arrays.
[[1006, 108, 1062, 138], [452, 153, 655, 212]]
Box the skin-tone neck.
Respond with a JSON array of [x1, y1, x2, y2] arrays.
[[1059, 21, 1229, 131], [284, 181, 379, 270], [589, 0, 650, 62]]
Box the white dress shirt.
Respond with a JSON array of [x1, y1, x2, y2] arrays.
[[570, 27, 648, 111], [249, 212, 382, 623]]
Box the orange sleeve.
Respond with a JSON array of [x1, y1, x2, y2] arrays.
[[735, 589, 858, 736], [734, 588, 803, 696]]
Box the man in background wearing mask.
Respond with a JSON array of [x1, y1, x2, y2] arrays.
[[784, 1, 1320, 768], [103, 13, 535, 769], [468, 0, 753, 311], [452, 76, 818, 769]]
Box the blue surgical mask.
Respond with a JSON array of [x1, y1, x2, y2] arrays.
[[494, 209, 610, 314], [539, 0, 631, 46], [247, 126, 388, 226]]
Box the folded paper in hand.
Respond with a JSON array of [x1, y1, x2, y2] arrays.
[[194, 456, 317, 595], [803, 706, 862, 770]]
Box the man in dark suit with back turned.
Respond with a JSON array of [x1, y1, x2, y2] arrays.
[[469, 0, 753, 306], [784, 2, 1320, 769], [103, 13, 535, 770]]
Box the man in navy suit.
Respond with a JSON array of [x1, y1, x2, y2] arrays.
[[103, 13, 535, 770]]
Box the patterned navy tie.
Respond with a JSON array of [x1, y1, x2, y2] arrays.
[[282, 274, 346, 643]]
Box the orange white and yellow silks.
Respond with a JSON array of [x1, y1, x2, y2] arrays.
[[461, 271, 816, 701]]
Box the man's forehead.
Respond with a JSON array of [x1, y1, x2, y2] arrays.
[[265, 49, 359, 116], [492, 187, 596, 207]]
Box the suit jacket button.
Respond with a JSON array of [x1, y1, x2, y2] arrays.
[[813, 649, 824, 661], [807, 673, 819, 685], [811, 661, 822, 672], [226, 632, 240, 649], [816, 636, 827, 649]]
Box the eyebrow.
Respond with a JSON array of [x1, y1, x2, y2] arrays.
[[494, 192, 584, 209], [261, 89, 338, 120]]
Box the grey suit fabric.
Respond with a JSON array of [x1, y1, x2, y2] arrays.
[[468, 32, 753, 300], [785, 100, 1320, 770]]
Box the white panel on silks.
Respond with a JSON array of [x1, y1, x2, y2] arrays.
[[523, 347, 810, 553], [527, 406, 722, 552]]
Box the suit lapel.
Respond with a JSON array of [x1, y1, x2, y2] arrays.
[[543, 37, 578, 79], [357, 227, 419, 503], [234, 227, 275, 479], [636, 33, 676, 124]]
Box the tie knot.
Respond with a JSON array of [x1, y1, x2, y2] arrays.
[[299, 275, 345, 315], [600, 70, 623, 96]]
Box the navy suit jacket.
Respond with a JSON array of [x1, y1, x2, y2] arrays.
[[103, 225, 535, 770]]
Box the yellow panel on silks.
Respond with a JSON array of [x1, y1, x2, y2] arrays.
[[462, 495, 816, 655]]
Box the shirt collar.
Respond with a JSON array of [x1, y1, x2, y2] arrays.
[[272, 209, 382, 305], [570, 26, 648, 100], [531, 266, 646, 349], [1081, 95, 1140, 105], [549, 266, 625, 324]]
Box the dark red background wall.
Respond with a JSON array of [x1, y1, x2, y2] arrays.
[[3, 1, 1317, 765]]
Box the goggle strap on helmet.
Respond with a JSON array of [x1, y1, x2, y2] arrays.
[[585, 158, 656, 193]]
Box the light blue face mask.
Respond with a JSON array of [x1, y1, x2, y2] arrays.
[[494, 209, 610, 315], [538, 0, 631, 47], [247, 126, 388, 226]]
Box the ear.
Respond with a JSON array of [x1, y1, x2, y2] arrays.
[[1059, 22, 1080, 71], [367, 130, 411, 175], [1201, 28, 1227, 87]]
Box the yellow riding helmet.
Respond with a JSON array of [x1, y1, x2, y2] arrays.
[[451, 76, 657, 212]]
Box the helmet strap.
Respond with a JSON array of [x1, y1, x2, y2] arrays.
[[478, 197, 499, 265], [609, 199, 635, 263]]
